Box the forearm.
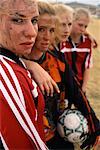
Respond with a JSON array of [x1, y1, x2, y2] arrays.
[[22, 58, 60, 96], [82, 69, 90, 92]]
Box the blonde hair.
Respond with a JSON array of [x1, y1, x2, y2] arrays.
[[53, 3, 74, 16], [73, 8, 91, 21], [53, 4, 74, 44], [38, 1, 55, 16], [0, 0, 37, 15]]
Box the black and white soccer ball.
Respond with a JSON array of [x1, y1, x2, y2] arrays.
[[57, 109, 88, 143]]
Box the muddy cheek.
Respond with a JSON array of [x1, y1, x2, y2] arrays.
[[3, 26, 13, 48]]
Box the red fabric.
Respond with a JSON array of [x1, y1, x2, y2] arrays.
[[60, 35, 92, 82], [0, 58, 45, 149]]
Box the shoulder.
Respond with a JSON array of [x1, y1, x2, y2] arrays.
[[78, 35, 92, 50], [84, 33, 98, 49], [0, 56, 33, 90], [83, 35, 92, 45], [48, 49, 65, 62]]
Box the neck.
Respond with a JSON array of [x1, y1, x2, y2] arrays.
[[0, 47, 24, 68], [70, 32, 81, 43], [28, 47, 43, 61]]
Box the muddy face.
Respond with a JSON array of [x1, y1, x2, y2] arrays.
[[0, 0, 39, 56]]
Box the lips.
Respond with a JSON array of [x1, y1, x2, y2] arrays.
[[20, 42, 34, 49], [41, 43, 49, 49], [20, 42, 34, 46], [62, 34, 69, 37], [41, 43, 49, 46]]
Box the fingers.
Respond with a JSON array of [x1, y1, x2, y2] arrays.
[[39, 84, 45, 95], [42, 81, 52, 97], [26, 61, 60, 96], [39, 78, 60, 97], [46, 80, 54, 97], [51, 78, 60, 94], [80, 133, 97, 150], [38, 80, 53, 96], [45, 78, 60, 97], [80, 140, 90, 150]]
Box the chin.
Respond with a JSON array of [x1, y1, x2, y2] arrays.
[[42, 48, 48, 52], [62, 39, 67, 42], [24, 49, 32, 55]]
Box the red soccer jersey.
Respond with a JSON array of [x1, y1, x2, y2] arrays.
[[0, 54, 47, 149], [60, 35, 93, 83]]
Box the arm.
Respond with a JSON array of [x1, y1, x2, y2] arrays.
[[82, 45, 93, 93], [88, 34, 98, 49], [82, 68, 90, 93], [84, 32, 98, 49], [23, 59, 60, 96]]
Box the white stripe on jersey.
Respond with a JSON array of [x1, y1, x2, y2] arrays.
[[85, 54, 93, 69], [0, 133, 9, 150], [0, 81, 39, 149], [0, 56, 26, 108], [0, 57, 48, 150], [61, 47, 90, 53]]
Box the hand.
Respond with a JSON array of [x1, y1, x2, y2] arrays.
[[23, 60, 60, 96], [80, 131, 100, 150], [82, 86, 86, 94]]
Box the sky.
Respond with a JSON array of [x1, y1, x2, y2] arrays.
[[39, 0, 100, 6]]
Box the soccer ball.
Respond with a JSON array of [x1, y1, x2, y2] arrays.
[[57, 109, 88, 143]]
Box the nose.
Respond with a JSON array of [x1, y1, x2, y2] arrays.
[[43, 30, 51, 41], [64, 24, 70, 33], [81, 26, 86, 33], [24, 22, 38, 38]]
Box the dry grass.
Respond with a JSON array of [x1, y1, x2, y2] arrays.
[[87, 18, 100, 119], [88, 18, 100, 50], [74, 18, 100, 150]]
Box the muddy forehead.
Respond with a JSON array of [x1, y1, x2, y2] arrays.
[[0, 0, 38, 17]]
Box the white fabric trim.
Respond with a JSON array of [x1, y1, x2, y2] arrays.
[[0, 58, 48, 150], [61, 47, 90, 53], [0, 55, 15, 63], [0, 81, 39, 149], [1, 57, 25, 108], [19, 57, 27, 69], [1, 56, 38, 120], [85, 54, 93, 69], [0, 133, 9, 150], [32, 80, 38, 98]]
